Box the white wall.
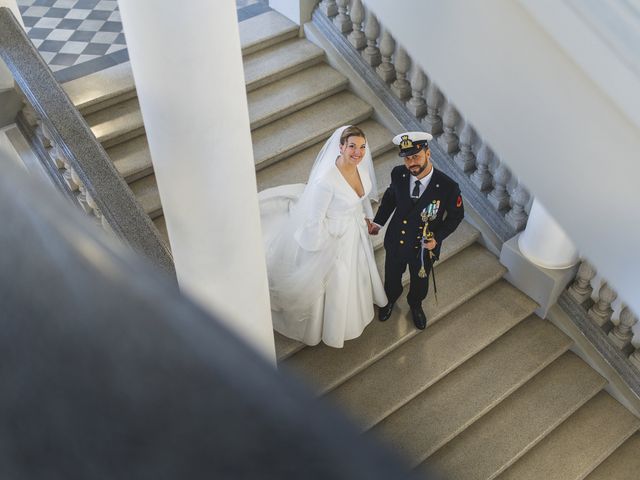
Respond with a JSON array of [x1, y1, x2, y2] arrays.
[[363, 0, 640, 317]]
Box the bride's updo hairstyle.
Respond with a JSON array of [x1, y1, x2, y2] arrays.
[[339, 126, 366, 145]]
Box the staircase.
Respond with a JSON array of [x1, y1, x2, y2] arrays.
[[60, 8, 640, 480]]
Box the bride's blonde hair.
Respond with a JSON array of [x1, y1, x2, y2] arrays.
[[339, 126, 366, 145]]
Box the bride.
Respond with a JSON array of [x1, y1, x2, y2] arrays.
[[259, 125, 387, 348]]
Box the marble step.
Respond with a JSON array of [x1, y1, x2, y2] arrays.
[[84, 97, 144, 150], [252, 91, 373, 170], [330, 287, 542, 431], [63, 61, 136, 115], [420, 352, 607, 480], [63, 11, 297, 112], [584, 431, 640, 480], [274, 218, 481, 362], [153, 215, 169, 246], [256, 118, 394, 192], [129, 174, 162, 219], [248, 63, 348, 130], [496, 392, 640, 480], [282, 243, 506, 394], [240, 10, 299, 56], [244, 37, 324, 93], [106, 134, 153, 183], [371, 316, 572, 466]]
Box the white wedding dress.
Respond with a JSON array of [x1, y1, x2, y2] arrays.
[[259, 128, 387, 348]]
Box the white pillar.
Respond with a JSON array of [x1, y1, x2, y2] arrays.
[[270, 0, 318, 25], [0, 0, 23, 90], [518, 198, 579, 269], [118, 0, 275, 362]]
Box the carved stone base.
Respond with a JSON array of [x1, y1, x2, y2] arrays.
[[500, 234, 579, 318]]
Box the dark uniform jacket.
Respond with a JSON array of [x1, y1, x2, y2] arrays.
[[373, 166, 464, 261]]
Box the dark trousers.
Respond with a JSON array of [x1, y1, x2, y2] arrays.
[[384, 249, 432, 308]]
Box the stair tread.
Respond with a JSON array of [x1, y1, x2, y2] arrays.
[[248, 63, 348, 130], [282, 244, 508, 394], [84, 97, 144, 148], [371, 316, 572, 465], [420, 352, 606, 480], [252, 91, 373, 170], [63, 61, 136, 114], [107, 134, 153, 182], [497, 391, 640, 480], [275, 218, 480, 362], [584, 431, 640, 480], [243, 37, 324, 92], [129, 174, 161, 219], [256, 118, 394, 192], [331, 298, 546, 429], [153, 215, 169, 247], [63, 11, 297, 111], [239, 10, 299, 56]]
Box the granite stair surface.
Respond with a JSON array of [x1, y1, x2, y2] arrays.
[[59, 8, 640, 480]]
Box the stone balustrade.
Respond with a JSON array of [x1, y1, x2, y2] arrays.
[[317, 0, 530, 232], [567, 259, 640, 371]]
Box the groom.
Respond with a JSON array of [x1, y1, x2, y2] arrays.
[[370, 131, 464, 329]]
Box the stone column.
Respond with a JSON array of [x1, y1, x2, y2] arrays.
[[0, 0, 23, 126], [501, 198, 579, 317], [269, 0, 318, 25], [518, 198, 579, 269], [118, 0, 275, 362]]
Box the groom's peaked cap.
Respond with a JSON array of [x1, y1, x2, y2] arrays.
[[393, 131, 433, 157]]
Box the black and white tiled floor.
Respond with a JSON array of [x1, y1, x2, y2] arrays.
[[17, 0, 270, 83]]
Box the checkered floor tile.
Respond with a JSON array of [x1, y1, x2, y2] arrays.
[[16, 0, 270, 82], [18, 0, 126, 75]]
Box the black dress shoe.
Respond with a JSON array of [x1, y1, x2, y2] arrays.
[[379, 302, 395, 322], [410, 306, 427, 330]]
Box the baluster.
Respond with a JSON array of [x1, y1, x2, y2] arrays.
[[334, 0, 352, 33], [391, 46, 411, 101], [86, 191, 100, 219], [21, 101, 39, 127], [505, 183, 530, 231], [630, 346, 640, 371], [438, 103, 460, 153], [376, 28, 396, 84], [348, 0, 366, 50], [470, 144, 493, 192], [454, 122, 476, 173], [567, 260, 597, 305], [49, 144, 66, 169], [407, 66, 427, 118], [319, 0, 338, 18], [62, 161, 79, 192], [422, 82, 442, 135], [38, 124, 53, 149], [71, 168, 92, 213], [488, 162, 511, 212], [608, 306, 637, 354], [362, 10, 381, 67], [588, 282, 617, 332]]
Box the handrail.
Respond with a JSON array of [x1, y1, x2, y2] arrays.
[[0, 7, 174, 276], [312, 3, 524, 243], [0, 151, 424, 479]]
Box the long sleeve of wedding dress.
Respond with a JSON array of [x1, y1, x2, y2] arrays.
[[294, 180, 334, 252]]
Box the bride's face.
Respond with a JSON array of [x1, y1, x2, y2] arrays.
[[339, 136, 367, 166]]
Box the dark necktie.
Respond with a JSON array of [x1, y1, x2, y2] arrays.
[[412, 179, 421, 203]]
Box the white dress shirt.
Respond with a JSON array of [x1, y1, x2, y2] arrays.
[[410, 167, 434, 199]]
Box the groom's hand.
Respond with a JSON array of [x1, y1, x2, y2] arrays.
[[366, 219, 380, 235], [423, 238, 437, 250]]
